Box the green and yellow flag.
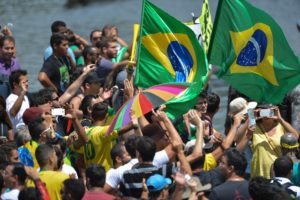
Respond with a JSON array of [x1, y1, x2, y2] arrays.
[[135, 0, 209, 119], [199, 0, 213, 54], [135, 0, 208, 90], [208, 0, 300, 104]]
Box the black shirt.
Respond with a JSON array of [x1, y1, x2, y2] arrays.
[[40, 55, 70, 95], [120, 162, 176, 198], [209, 180, 251, 200]]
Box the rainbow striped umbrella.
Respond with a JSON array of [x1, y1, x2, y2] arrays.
[[106, 83, 190, 135]]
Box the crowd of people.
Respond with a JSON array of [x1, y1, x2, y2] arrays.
[[0, 20, 300, 200]]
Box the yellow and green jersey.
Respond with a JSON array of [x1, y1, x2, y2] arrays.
[[80, 125, 118, 171]]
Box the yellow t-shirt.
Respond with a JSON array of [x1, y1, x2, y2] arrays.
[[80, 125, 118, 171], [203, 153, 217, 171], [251, 123, 284, 178], [27, 170, 69, 200], [23, 140, 39, 169]]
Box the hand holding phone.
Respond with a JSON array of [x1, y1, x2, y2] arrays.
[[259, 109, 274, 118], [51, 108, 65, 116], [247, 108, 256, 128]]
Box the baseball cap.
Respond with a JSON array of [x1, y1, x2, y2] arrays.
[[146, 174, 171, 192], [229, 97, 257, 116], [182, 176, 212, 199], [83, 72, 103, 85], [22, 107, 43, 125], [280, 133, 299, 149]]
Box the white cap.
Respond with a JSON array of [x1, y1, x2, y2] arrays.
[[229, 97, 257, 116]]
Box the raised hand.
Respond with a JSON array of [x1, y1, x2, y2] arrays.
[[82, 64, 96, 74], [188, 109, 202, 127], [124, 79, 134, 99], [24, 166, 39, 181], [100, 88, 113, 100], [130, 109, 138, 126]]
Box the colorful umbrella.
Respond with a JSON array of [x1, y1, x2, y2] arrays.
[[106, 83, 190, 135]]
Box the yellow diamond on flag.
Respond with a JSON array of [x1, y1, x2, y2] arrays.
[[229, 23, 279, 86], [142, 33, 198, 83]]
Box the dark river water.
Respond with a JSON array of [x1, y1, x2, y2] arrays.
[[1, 0, 299, 132]]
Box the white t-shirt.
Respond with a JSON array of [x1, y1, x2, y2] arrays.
[[1, 189, 20, 200], [274, 177, 300, 197], [62, 164, 78, 179], [106, 158, 138, 189], [153, 150, 169, 168], [105, 150, 170, 189], [6, 93, 29, 132]]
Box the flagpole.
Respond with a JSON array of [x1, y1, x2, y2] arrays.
[[134, 0, 147, 86], [127, 23, 140, 81], [207, 0, 224, 62]]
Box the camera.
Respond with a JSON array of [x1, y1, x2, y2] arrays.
[[259, 109, 274, 118], [51, 108, 65, 116]]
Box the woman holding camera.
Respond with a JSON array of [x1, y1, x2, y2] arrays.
[[240, 104, 299, 179]]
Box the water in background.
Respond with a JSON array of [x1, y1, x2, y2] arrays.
[[1, 0, 299, 132]]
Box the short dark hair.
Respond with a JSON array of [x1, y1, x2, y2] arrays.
[[198, 91, 207, 99], [35, 144, 55, 167], [30, 89, 52, 106], [50, 33, 68, 48], [9, 69, 27, 89], [249, 176, 292, 200], [95, 36, 114, 50], [86, 164, 106, 187], [82, 45, 97, 58], [102, 24, 117, 37], [0, 141, 18, 159], [19, 187, 39, 200], [136, 137, 156, 162], [125, 135, 140, 158], [206, 92, 220, 115], [63, 179, 85, 200], [274, 156, 293, 177], [80, 95, 97, 116], [110, 142, 125, 166], [89, 29, 102, 42], [91, 102, 108, 121], [141, 123, 166, 141], [28, 116, 45, 141], [11, 163, 27, 185], [224, 148, 247, 176], [51, 20, 66, 33], [0, 35, 15, 47]]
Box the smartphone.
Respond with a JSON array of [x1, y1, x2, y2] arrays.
[[247, 108, 256, 127], [0, 136, 7, 140], [259, 109, 274, 118], [0, 136, 7, 144], [51, 108, 65, 116]]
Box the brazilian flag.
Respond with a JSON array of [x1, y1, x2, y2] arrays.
[[208, 0, 300, 103], [135, 0, 209, 119], [135, 0, 209, 91]]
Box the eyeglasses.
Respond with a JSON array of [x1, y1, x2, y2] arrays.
[[41, 126, 53, 136]]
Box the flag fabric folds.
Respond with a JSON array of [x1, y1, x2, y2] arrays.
[[135, 0, 208, 90], [199, 0, 213, 54], [135, 0, 209, 119], [208, 0, 300, 104]]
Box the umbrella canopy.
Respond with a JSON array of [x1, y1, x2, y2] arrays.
[[106, 83, 190, 135]]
